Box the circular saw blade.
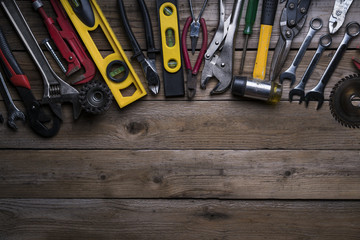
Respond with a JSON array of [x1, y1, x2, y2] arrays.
[[329, 74, 360, 128]]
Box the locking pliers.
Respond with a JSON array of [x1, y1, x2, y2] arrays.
[[200, 0, 245, 94], [329, 0, 354, 34]]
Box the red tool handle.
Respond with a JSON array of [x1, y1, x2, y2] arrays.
[[181, 17, 208, 75], [193, 18, 208, 75], [0, 28, 31, 89], [181, 17, 193, 71]]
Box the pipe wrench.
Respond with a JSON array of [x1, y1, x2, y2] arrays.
[[329, 0, 354, 34], [0, 0, 81, 120], [200, 0, 245, 94], [32, 0, 96, 85]]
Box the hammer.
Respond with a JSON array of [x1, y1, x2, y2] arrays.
[[232, 0, 282, 103]]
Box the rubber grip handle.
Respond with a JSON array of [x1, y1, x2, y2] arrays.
[[0, 28, 31, 89], [181, 17, 192, 70], [253, 24, 273, 80], [260, 0, 278, 26], [244, 0, 259, 35], [137, 0, 158, 58]]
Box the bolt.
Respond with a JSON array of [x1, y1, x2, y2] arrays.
[[215, 41, 219, 45], [290, 20, 296, 26], [42, 38, 67, 74], [285, 30, 292, 38], [301, 7, 306, 14], [289, 2, 295, 9], [336, 10, 342, 16], [221, 63, 225, 68]]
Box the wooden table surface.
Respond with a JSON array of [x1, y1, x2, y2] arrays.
[[1, 0, 360, 239]]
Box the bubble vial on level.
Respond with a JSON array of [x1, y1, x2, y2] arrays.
[[163, 7, 173, 16], [168, 60, 178, 69], [166, 29, 175, 47], [110, 66, 125, 78]]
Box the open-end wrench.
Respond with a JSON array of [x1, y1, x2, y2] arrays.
[[280, 18, 323, 87], [0, 72, 25, 130], [289, 34, 332, 103], [0, 0, 81, 120], [305, 22, 360, 110]]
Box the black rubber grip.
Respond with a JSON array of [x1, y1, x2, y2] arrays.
[[261, 0, 278, 26], [137, 0, 159, 59], [0, 28, 24, 77], [118, 0, 144, 62], [71, 0, 95, 27]]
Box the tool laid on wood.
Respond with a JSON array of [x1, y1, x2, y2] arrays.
[[201, 0, 245, 95], [0, 72, 25, 130], [353, 45, 360, 71], [305, 21, 360, 110], [32, 0, 96, 85], [329, 0, 354, 35], [270, 0, 311, 83], [239, 0, 259, 74], [232, 0, 282, 103], [289, 34, 332, 103], [118, 0, 160, 95], [157, 0, 184, 97], [1, 0, 81, 121], [182, 0, 208, 99], [280, 18, 323, 87], [60, 0, 146, 109], [188, 0, 208, 55], [330, 74, 360, 128], [0, 28, 61, 137]]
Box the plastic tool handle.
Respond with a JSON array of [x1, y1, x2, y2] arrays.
[[137, 0, 158, 59], [253, 0, 278, 80], [244, 0, 259, 35], [0, 28, 31, 89]]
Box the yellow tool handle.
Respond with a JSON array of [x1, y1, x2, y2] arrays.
[[253, 24, 272, 81]]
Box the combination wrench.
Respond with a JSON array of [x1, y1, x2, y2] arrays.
[[280, 18, 323, 87], [0, 0, 81, 120], [0, 72, 26, 130], [305, 21, 360, 110], [289, 34, 332, 103]]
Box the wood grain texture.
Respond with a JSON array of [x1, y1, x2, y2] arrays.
[[1, 199, 360, 240], [0, 0, 360, 239], [1, 150, 360, 199]]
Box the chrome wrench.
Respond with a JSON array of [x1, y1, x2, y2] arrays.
[[280, 18, 323, 87], [289, 34, 332, 103], [305, 22, 360, 110], [0, 0, 81, 120]]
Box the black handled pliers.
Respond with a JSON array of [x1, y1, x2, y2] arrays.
[[269, 0, 312, 82], [118, 0, 160, 95]]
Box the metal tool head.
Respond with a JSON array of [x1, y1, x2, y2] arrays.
[[289, 88, 305, 103], [305, 91, 324, 110], [141, 58, 160, 95], [329, 0, 354, 34], [7, 109, 25, 130]]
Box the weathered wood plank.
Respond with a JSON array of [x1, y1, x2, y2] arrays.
[[1, 49, 358, 101], [0, 101, 358, 150], [1, 150, 360, 199], [1, 199, 360, 240]]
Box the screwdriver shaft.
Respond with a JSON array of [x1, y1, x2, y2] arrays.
[[239, 34, 249, 74]]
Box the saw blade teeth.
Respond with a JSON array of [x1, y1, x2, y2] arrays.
[[329, 74, 360, 128]]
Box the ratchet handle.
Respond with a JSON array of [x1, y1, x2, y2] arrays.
[[0, 28, 30, 89], [261, 0, 278, 26]]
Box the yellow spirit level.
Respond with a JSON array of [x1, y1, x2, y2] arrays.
[[60, 0, 146, 108]]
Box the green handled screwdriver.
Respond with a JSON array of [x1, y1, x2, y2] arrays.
[[239, 0, 259, 74]]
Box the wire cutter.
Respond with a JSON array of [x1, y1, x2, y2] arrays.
[[181, 13, 208, 99], [188, 0, 208, 55], [329, 0, 354, 34], [269, 0, 311, 83], [200, 0, 245, 95]]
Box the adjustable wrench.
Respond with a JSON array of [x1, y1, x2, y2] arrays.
[[289, 34, 332, 103], [0, 72, 26, 130], [280, 18, 323, 87], [305, 22, 360, 110], [0, 0, 81, 120]]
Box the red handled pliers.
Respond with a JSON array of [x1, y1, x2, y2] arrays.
[[181, 16, 208, 99], [353, 45, 360, 71]]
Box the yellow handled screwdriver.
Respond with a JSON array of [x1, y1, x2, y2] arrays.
[[239, 0, 259, 74]]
